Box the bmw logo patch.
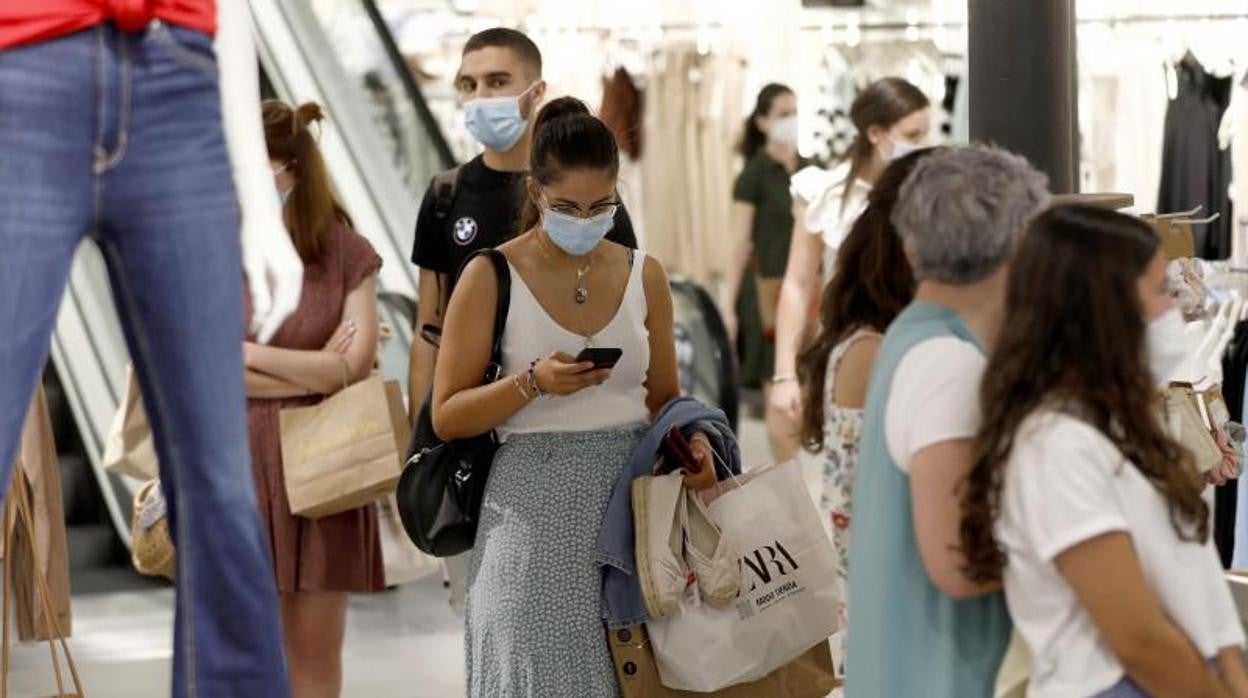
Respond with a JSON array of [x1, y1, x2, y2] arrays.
[[453, 217, 479, 246]]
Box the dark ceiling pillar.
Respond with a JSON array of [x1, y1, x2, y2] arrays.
[[968, 0, 1078, 193]]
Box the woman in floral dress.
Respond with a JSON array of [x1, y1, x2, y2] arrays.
[[796, 148, 938, 676]]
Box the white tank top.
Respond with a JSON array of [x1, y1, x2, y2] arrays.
[[498, 253, 651, 440]]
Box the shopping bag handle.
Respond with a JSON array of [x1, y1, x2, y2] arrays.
[[2, 472, 83, 697]]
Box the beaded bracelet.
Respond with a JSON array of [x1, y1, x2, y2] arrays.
[[527, 359, 546, 398]]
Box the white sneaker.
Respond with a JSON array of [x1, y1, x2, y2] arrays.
[[682, 489, 739, 607], [632, 472, 689, 619]]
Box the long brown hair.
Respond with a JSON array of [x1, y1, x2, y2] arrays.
[[518, 97, 620, 234], [960, 205, 1208, 584], [841, 77, 929, 211], [796, 148, 934, 451], [262, 100, 353, 262]]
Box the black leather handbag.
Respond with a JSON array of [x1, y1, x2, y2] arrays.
[[396, 249, 510, 557]]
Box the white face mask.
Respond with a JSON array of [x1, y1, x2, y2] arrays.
[[1145, 308, 1188, 388], [769, 115, 799, 148], [882, 137, 925, 163]]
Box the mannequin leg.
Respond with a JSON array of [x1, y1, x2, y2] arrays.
[[0, 30, 95, 530], [94, 26, 289, 696]]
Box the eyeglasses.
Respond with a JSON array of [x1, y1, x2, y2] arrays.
[[547, 202, 619, 220]]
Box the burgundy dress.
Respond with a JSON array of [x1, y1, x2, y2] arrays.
[[245, 222, 385, 593]]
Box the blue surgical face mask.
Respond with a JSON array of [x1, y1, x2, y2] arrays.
[[464, 83, 537, 153], [543, 206, 617, 257]]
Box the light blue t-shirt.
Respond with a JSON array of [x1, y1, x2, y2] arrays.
[[846, 301, 1011, 696]]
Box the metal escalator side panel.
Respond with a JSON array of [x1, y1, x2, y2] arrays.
[[669, 278, 740, 430], [50, 244, 138, 545], [250, 0, 421, 304]]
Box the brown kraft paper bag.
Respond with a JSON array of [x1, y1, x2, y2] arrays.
[[8, 386, 72, 642], [609, 624, 836, 697], [101, 366, 158, 481], [280, 376, 403, 518]]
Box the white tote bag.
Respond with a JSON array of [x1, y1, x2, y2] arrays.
[[377, 494, 441, 587], [646, 460, 838, 691]]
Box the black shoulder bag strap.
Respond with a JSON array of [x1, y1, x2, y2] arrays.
[[462, 249, 511, 383]]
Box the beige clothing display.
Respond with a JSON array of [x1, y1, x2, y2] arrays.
[[641, 44, 745, 286]]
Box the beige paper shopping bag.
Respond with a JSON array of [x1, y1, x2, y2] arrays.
[[10, 386, 72, 643], [280, 376, 402, 518], [3, 463, 83, 697], [101, 366, 158, 481]]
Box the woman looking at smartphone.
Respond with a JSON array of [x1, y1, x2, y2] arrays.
[[431, 97, 715, 697]]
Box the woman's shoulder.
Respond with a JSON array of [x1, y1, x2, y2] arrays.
[[790, 164, 837, 205], [330, 220, 378, 256], [836, 330, 883, 363], [737, 151, 771, 176], [329, 220, 382, 287], [1014, 407, 1119, 463], [829, 331, 883, 403], [637, 248, 666, 284]]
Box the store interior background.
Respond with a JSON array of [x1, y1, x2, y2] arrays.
[[16, 0, 1248, 695], [299, 0, 1248, 296]]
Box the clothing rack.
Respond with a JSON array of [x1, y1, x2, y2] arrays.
[[527, 12, 1248, 36]]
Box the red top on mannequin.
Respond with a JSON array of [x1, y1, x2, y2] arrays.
[[0, 0, 215, 51]]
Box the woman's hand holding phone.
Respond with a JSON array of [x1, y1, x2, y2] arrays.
[[533, 352, 612, 397]]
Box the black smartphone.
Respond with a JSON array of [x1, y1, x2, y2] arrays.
[[575, 347, 623, 370]]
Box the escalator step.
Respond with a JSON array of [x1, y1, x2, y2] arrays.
[[41, 373, 83, 455], [59, 454, 103, 526], [67, 523, 126, 573]]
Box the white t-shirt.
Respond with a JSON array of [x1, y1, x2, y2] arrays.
[[998, 410, 1244, 698], [790, 162, 871, 283], [884, 336, 986, 472]]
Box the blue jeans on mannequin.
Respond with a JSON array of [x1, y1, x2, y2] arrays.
[[0, 24, 290, 697]]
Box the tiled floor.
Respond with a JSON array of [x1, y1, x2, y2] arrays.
[[7, 576, 466, 697], [7, 416, 779, 698]]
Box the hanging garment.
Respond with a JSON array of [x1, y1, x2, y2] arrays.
[[640, 45, 744, 286], [601, 67, 643, 160], [1225, 320, 1248, 566], [1158, 57, 1234, 259], [1228, 74, 1248, 260], [602, 67, 647, 246]]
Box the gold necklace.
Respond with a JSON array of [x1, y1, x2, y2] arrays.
[[534, 231, 597, 345], [535, 231, 593, 305]]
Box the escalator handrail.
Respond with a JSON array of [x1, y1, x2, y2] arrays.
[[360, 0, 458, 171], [671, 278, 740, 431]]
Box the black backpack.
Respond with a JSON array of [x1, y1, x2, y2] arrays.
[[397, 248, 509, 557], [417, 165, 464, 348]]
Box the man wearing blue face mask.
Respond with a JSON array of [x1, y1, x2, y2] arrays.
[[408, 27, 638, 419]]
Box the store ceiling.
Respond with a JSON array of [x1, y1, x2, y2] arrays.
[[380, 0, 1248, 31]]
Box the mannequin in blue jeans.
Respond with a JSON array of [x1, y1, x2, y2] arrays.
[[0, 2, 300, 695]]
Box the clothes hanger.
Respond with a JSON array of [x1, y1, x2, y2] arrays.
[[1206, 299, 1243, 384]]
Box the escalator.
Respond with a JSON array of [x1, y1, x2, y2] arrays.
[[47, 0, 738, 576]]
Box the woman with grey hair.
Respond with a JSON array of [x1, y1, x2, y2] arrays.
[[844, 145, 1050, 697]]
